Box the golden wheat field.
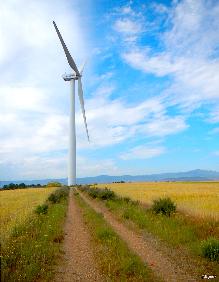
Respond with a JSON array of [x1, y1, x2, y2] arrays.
[[98, 182, 219, 220], [0, 187, 56, 244]]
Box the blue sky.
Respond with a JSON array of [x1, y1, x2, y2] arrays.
[[0, 0, 219, 180]]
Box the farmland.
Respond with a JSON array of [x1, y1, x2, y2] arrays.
[[0, 187, 57, 244], [1, 184, 218, 281], [1, 187, 69, 282], [98, 182, 219, 220]]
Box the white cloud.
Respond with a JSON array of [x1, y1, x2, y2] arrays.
[[208, 107, 219, 123], [92, 85, 116, 98], [0, 1, 88, 94], [0, 86, 49, 113], [74, 91, 188, 150], [152, 3, 169, 14], [121, 0, 219, 112], [0, 113, 68, 155], [0, 154, 119, 180], [123, 50, 219, 107], [114, 19, 142, 34], [139, 116, 188, 137], [112, 4, 145, 43], [120, 6, 133, 15], [123, 50, 183, 76], [16, 156, 67, 180], [77, 157, 119, 177], [120, 145, 165, 160], [164, 0, 219, 57]]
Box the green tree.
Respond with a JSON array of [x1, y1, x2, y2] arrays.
[[46, 182, 62, 187]]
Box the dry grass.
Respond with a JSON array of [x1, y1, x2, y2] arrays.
[[98, 182, 219, 220], [0, 187, 56, 244]]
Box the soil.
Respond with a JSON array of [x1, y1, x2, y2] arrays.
[[53, 190, 104, 282]]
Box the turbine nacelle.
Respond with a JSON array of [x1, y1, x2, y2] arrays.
[[62, 73, 81, 81]]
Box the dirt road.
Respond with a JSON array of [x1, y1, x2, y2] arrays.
[[54, 190, 104, 282]]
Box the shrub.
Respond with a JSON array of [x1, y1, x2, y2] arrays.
[[152, 197, 176, 216], [79, 185, 91, 193], [99, 188, 116, 200], [47, 182, 62, 187], [79, 186, 116, 201], [57, 187, 69, 199], [48, 193, 59, 203], [201, 238, 219, 261], [35, 204, 48, 215], [88, 188, 99, 199], [48, 187, 69, 203], [122, 197, 131, 203]]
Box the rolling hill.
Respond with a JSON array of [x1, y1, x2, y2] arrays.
[[1, 169, 219, 187]]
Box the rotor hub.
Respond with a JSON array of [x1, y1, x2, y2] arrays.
[[62, 73, 81, 81]]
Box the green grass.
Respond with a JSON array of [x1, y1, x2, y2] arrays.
[[105, 198, 219, 252], [74, 191, 159, 282], [107, 199, 198, 245], [1, 187, 69, 282], [201, 238, 219, 261]]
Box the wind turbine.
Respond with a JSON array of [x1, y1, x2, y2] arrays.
[[53, 21, 89, 186]]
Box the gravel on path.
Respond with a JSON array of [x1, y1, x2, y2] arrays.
[[54, 190, 104, 282]]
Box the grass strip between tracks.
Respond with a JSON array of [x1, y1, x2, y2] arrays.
[[1, 187, 69, 282], [74, 190, 160, 282]]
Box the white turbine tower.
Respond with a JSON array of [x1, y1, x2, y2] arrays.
[[53, 21, 89, 186]]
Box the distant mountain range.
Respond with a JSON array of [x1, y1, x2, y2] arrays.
[[1, 169, 219, 187]]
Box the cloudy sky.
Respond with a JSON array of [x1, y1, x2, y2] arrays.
[[0, 0, 219, 180]]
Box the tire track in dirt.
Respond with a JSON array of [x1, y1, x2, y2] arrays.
[[53, 190, 104, 282], [78, 190, 199, 282]]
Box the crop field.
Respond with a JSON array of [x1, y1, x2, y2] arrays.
[[1, 185, 218, 281], [0, 187, 56, 244], [98, 182, 219, 220]]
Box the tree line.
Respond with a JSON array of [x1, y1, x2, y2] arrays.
[[1, 183, 44, 190], [1, 181, 63, 190]]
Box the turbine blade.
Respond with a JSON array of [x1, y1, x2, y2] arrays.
[[78, 77, 90, 141], [79, 59, 87, 75], [53, 21, 80, 76]]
